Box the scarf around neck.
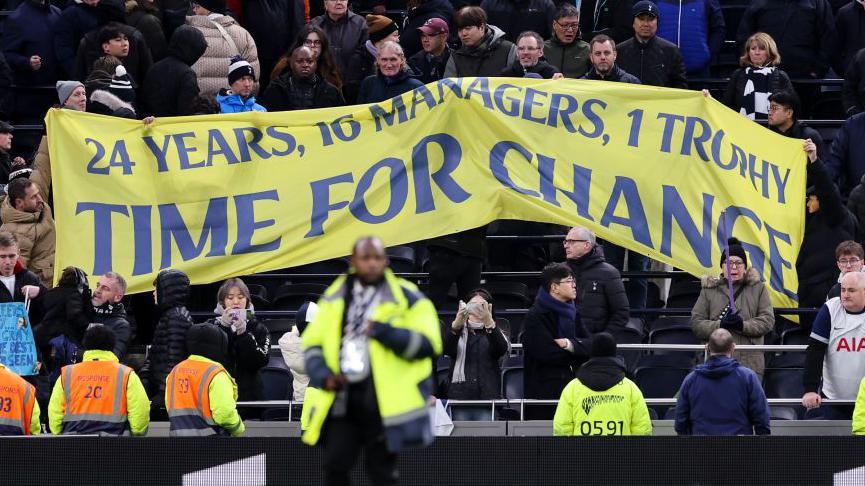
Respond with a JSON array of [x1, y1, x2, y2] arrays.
[[537, 288, 576, 339]]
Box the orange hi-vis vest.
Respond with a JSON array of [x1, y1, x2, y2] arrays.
[[0, 366, 36, 435], [60, 360, 132, 435], [167, 359, 228, 436]]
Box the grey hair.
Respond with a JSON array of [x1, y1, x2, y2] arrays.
[[378, 41, 408, 71], [516, 31, 544, 49], [570, 226, 596, 246], [103, 272, 127, 296], [842, 271, 865, 289]]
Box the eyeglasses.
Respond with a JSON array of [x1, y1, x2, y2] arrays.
[[304, 39, 322, 46], [839, 258, 862, 266], [768, 104, 788, 113], [556, 277, 576, 285], [555, 20, 580, 31], [517, 46, 540, 52], [563, 239, 588, 246], [727, 260, 745, 268]]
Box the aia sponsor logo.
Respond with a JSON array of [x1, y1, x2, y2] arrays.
[[835, 337, 865, 352]]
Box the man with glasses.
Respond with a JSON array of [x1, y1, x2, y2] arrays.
[[501, 31, 562, 78], [828, 241, 865, 300], [563, 227, 630, 335], [767, 90, 826, 161], [522, 263, 591, 418], [544, 5, 591, 79], [302, 236, 441, 485], [691, 237, 774, 379]]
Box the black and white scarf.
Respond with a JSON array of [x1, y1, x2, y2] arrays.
[[739, 66, 775, 120]]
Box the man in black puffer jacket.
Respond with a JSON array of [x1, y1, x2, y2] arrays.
[[564, 227, 630, 334], [140, 269, 193, 412], [615, 1, 687, 88], [141, 25, 207, 117]]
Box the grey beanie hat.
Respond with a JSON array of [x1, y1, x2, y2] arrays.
[[56, 80, 84, 105]]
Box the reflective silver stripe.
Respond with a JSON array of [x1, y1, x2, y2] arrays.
[[170, 428, 217, 437], [305, 347, 324, 359], [63, 413, 128, 424], [0, 417, 24, 429], [168, 408, 201, 418], [198, 365, 219, 406], [167, 368, 177, 410], [402, 332, 422, 360], [321, 279, 348, 302], [21, 385, 32, 433], [112, 366, 128, 415], [62, 366, 73, 408], [381, 406, 428, 427]]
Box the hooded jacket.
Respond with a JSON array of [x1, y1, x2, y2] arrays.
[[444, 25, 517, 78], [690, 267, 775, 377], [186, 14, 260, 98], [834, 0, 865, 75], [0, 196, 55, 288], [553, 356, 652, 436], [2, 0, 61, 86], [92, 302, 132, 360], [400, 0, 454, 58], [736, 0, 835, 79], [74, 23, 153, 86], [141, 270, 192, 407], [566, 246, 631, 334], [310, 11, 369, 77], [675, 355, 771, 436], [87, 90, 137, 118], [480, 0, 556, 42], [125, 0, 167, 61], [544, 36, 590, 79], [799, 159, 858, 308], [843, 48, 865, 117], [141, 25, 207, 116], [215, 88, 266, 113], [582, 63, 642, 83], [259, 73, 345, 111], [33, 284, 91, 352], [616, 34, 688, 88]]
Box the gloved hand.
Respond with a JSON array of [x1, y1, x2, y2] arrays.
[[219, 311, 234, 328], [452, 301, 468, 331], [478, 301, 495, 328], [232, 311, 248, 335], [720, 311, 744, 333]]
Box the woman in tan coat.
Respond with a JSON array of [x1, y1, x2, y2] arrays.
[[690, 238, 775, 378], [186, 0, 260, 98]]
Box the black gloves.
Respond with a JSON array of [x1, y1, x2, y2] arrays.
[[720, 311, 744, 333]]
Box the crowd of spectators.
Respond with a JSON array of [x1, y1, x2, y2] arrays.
[[1, 0, 865, 436]]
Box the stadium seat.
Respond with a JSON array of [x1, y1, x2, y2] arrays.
[[625, 317, 646, 335], [495, 317, 511, 339], [770, 406, 799, 421], [261, 367, 293, 401], [611, 327, 644, 374], [646, 281, 664, 309], [436, 355, 453, 372], [647, 316, 691, 332], [648, 325, 701, 356], [502, 368, 524, 399], [279, 258, 349, 275], [663, 408, 678, 420], [484, 281, 532, 309], [633, 364, 691, 417], [666, 279, 702, 309], [765, 352, 805, 369], [764, 368, 805, 399], [271, 283, 328, 310], [246, 284, 270, 310], [262, 318, 295, 342], [386, 245, 416, 273], [502, 355, 523, 371], [781, 328, 811, 346], [267, 347, 288, 370]]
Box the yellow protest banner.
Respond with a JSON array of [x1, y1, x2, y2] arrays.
[[46, 77, 806, 309]]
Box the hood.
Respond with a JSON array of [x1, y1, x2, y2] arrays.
[[187, 324, 227, 362], [576, 356, 626, 391], [187, 13, 238, 29], [155, 269, 190, 309], [89, 90, 135, 115], [487, 24, 507, 46], [216, 89, 257, 106], [701, 267, 762, 289], [694, 355, 739, 379], [168, 25, 208, 66], [0, 197, 40, 224]]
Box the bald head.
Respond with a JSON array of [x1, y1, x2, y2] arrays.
[[564, 226, 595, 260], [351, 236, 387, 284], [707, 328, 735, 356], [290, 45, 316, 79], [841, 271, 865, 312]]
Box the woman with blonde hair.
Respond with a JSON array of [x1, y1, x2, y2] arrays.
[[721, 32, 793, 120]]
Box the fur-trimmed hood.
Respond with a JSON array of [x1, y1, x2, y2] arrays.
[[700, 267, 762, 289], [88, 90, 137, 118]]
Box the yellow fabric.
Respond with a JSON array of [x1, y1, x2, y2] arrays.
[[183, 355, 245, 436], [46, 79, 805, 310], [553, 377, 652, 436], [47, 350, 150, 435], [853, 377, 865, 435], [300, 386, 319, 431], [301, 269, 441, 446]]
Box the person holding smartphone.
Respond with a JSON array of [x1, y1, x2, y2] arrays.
[[209, 278, 271, 403], [443, 289, 510, 419]]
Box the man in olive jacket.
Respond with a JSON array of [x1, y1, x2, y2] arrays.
[[690, 238, 775, 378]]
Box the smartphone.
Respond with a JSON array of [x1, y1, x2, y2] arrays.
[[466, 302, 482, 314]]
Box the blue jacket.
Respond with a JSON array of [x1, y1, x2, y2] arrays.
[[216, 89, 267, 113], [1, 1, 61, 85], [656, 0, 725, 74], [356, 70, 424, 105], [675, 355, 770, 436]]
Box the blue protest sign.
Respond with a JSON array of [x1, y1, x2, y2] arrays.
[[0, 303, 37, 376]]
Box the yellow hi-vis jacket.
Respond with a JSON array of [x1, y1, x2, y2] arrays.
[[553, 377, 653, 436], [852, 376, 865, 435], [301, 269, 441, 452]]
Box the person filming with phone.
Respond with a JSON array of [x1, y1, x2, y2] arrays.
[[443, 289, 510, 419], [208, 278, 271, 403]]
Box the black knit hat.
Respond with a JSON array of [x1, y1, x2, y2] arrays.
[[591, 332, 617, 358], [720, 237, 748, 268], [0, 121, 12, 134], [194, 0, 225, 14], [367, 14, 399, 44], [187, 324, 228, 362], [227, 55, 256, 85]]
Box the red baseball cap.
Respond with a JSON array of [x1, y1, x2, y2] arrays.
[[418, 17, 449, 35]]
